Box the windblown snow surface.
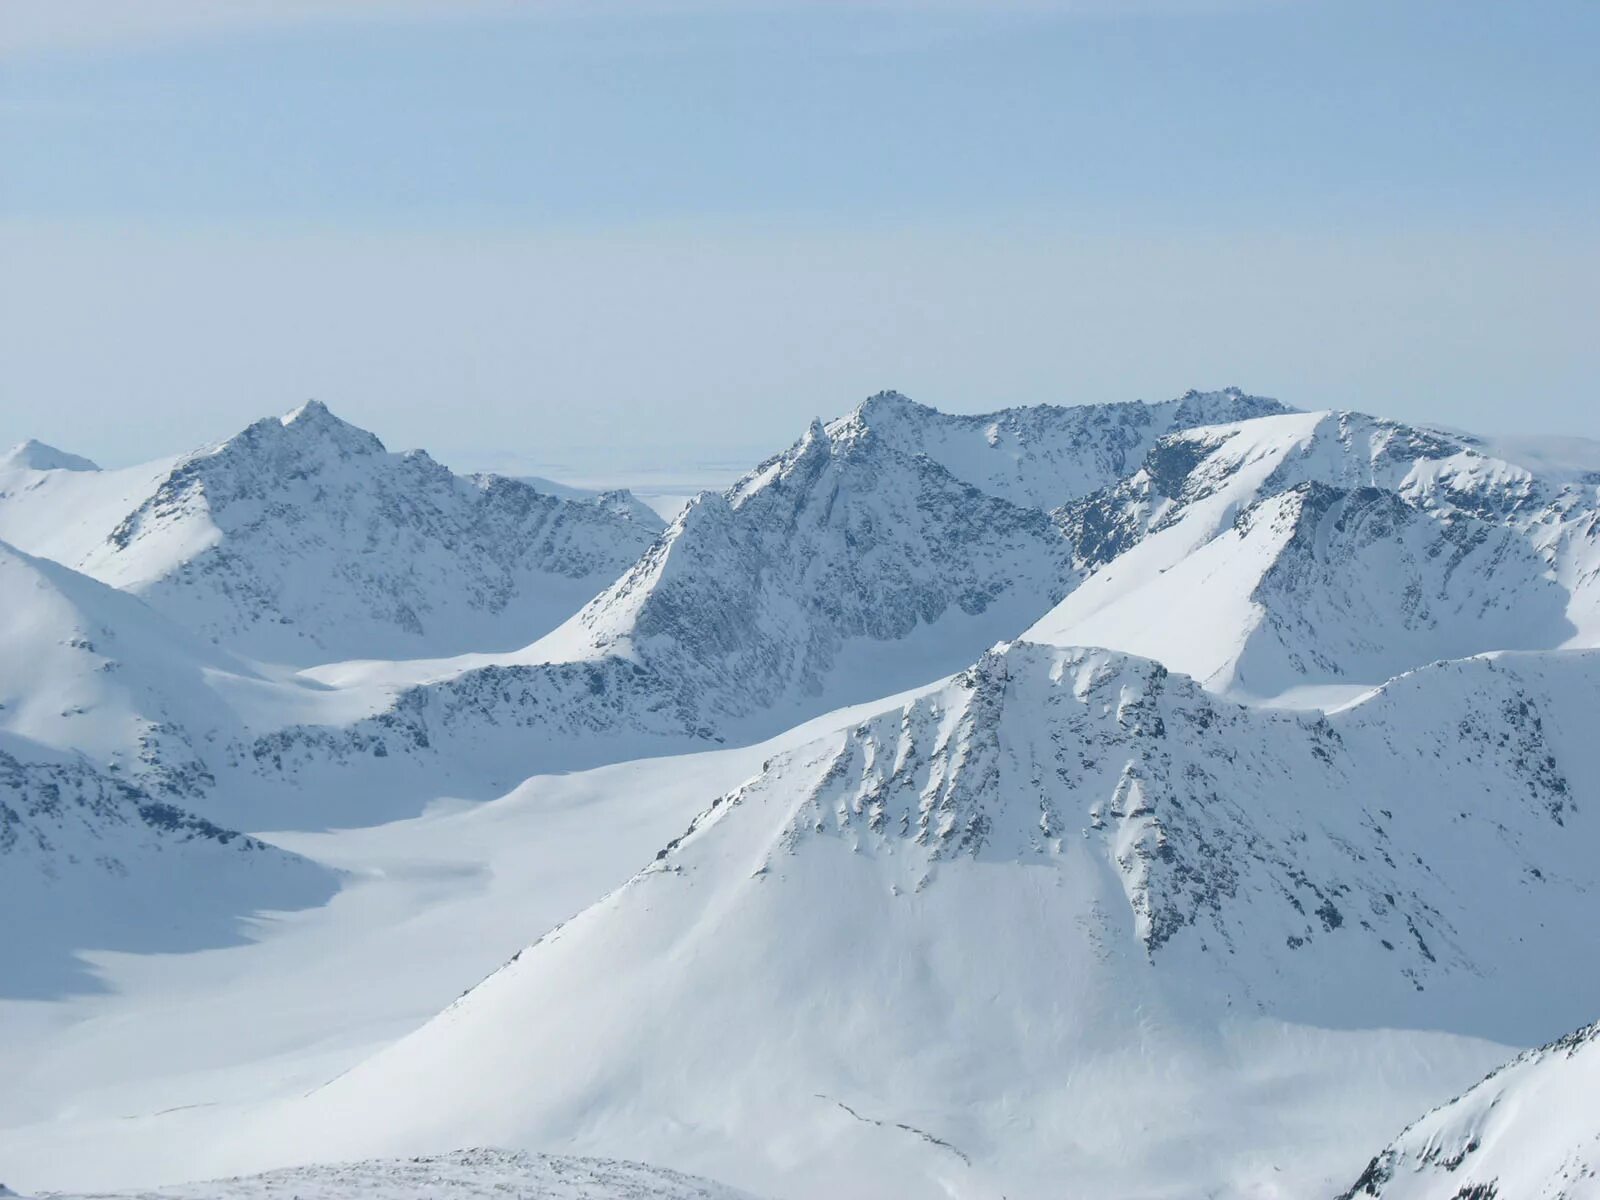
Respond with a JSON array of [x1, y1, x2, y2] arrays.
[[4, 389, 1600, 1199], [1340, 1019, 1600, 1200], [30, 1148, 754, 1200]]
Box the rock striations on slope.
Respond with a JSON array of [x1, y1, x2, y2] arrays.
[[1340, 1019, 1600, 1200], [1037, 408, 1600, 698]]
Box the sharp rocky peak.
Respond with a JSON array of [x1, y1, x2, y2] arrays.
[[262, 398, 387, 457], [1170, 386, 1293, 426]]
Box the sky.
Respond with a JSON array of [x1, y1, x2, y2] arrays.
[[2, 0, 1596, 481]]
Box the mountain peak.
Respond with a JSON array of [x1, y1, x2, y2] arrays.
[[2, 439, 100, 473], [1171, 386, 1292, 427], [852, 389, 931, 423], [275, 399, 386, 455]]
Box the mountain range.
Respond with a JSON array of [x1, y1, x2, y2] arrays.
[[2, 388, 1597, 1199]]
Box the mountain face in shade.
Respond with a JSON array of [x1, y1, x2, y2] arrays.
[[0, 732, 335, 997]]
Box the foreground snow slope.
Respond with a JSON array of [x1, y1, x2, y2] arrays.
[[36, 1148, 756, 1200], [0, 690, 932, 1192], [218, 642, 1600, 1199], [0, 406, 660, 664], [1340, 1020, 1600, 1200]]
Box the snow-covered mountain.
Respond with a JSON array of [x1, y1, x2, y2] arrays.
[[1340, 1019, 1600, 1200], [0, 537, 253, 799], [7, 387, 1600, 1197], [2, 439, 100, 474], [819, 386, 1287, 509], [244, 390, 1302, 794], [225, 640, 1600, 1198], [1037, 409, 1600, 700], [243, 392, 1600, 807], [0, 732, 334, 997], [0, 405, 661, 664], [35, 1148, 757, 1200]]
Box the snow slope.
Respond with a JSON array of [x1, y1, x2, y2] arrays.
[[1340, 1020, 1600, 1200], [0, 537, 261, 799], [218, 642, 1600, 1199], [38, 1148, 756, 1200], [6, 389, 1600, 1198], [1035, 409, 1600, 700], [0, 689, 934, 1193], [0, 403, 659, 664], [2, 440, 100, 474]]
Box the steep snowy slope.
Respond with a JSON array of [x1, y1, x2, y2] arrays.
[[1036, 410, 1600, 699], [0, 404, 660, 664], [0, 536, 388, 816], [1340, 1020, 1600, 1200], [0, 538, 254, 799], [0, 538, 371, 948], [39, 1148, 757, 1200], [1046, 480, 1572, 699], [227, 642, 1600, 1199], [0, 732, 335, 997], [249, 391, 1294, 796]]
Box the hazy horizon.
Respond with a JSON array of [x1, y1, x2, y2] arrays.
[[4, 0, 1597, 471]]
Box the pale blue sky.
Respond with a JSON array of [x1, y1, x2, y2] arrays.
[[2, 0, 1596, 477]]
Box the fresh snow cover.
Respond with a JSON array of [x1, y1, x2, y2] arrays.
[[193, 642, 1600, 1199], [37, 1148, 756, 1200], [2, 440, 100, 474], [1340, 1019, 1600, 1200], [1041, 480, 1572, 700], [756, 385, 1290, 511], [0, 687, 934, 1192], [0, 536, 258, 797], [5, 388, 1600, 1200], [1033, 408, 1600, 701], [241, 390, 1302, 800], [0, 536, 405, 828], [0, 402, 659, 664]]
